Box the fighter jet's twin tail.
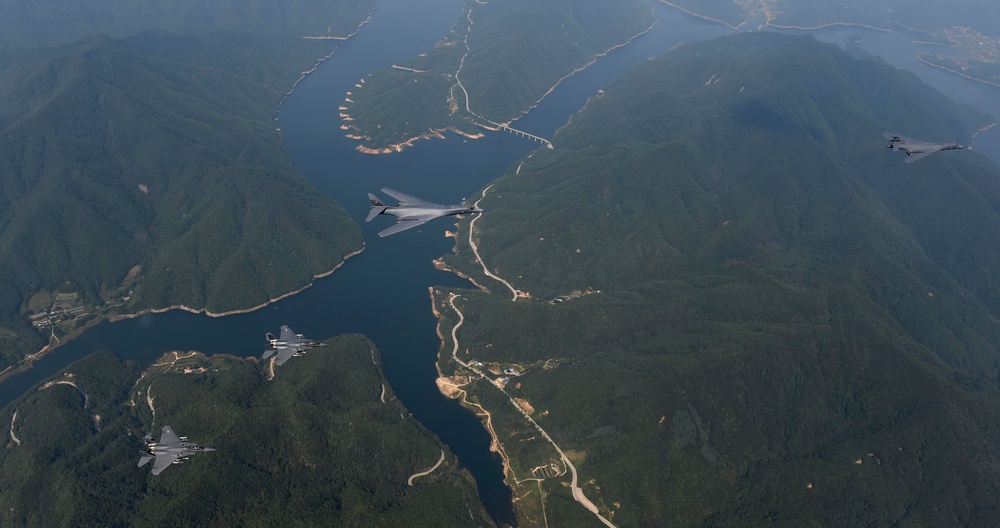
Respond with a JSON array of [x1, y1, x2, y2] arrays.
[[366, 187, 482, 237]]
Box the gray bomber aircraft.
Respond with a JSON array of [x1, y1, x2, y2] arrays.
[[884, 132, 964, 163], [263, 325, 326, 366], [138, 425, 216, 475], [367, 187, 483, 237]]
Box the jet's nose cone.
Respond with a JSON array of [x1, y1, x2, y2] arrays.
[[471, 207, 484, 214]]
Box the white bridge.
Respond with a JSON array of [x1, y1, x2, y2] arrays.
[[496, 124, 553, 149]]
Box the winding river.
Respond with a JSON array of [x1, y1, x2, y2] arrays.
[[2, 1, 998, 525]]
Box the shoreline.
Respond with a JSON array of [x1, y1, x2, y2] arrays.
[[0, 248, 364, 383], [276, 8, 376, 117], [429, 289, 516, 483], [656, 0, 742, 30], [111, 246, 364, 321], [917, 54, 1000, 89]]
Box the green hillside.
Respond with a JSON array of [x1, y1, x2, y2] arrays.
[[342, 0, 654, 151], [0, 0, 375, 46], [0, 33, 362, 369], [437, 33, 1000, 526], [0, 337, 491, 527]]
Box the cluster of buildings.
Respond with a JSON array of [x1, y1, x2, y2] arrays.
[[30, 293, 90, 329]]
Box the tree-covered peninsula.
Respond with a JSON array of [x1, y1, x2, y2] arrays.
[[0, 33, 363, 370], [342, 0, 654, 152], [437, 32, 1000, 526], [0, 336, 492, 526]]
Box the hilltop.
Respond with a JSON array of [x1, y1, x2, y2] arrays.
[[0, 33, 363, 370], [0, 337, 492, 526], [437, 32, 1000, 526]]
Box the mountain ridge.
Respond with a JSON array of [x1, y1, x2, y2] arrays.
[[436, 32, 1000, 526]]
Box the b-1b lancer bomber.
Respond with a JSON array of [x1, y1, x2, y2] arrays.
[[263, 325, 326, 366], [884, 132, 964, 163], [138, 425, 216, 475], [367, 187, 483, 237]]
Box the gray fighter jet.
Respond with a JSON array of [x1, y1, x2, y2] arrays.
[[367, 187, 483, 237], [884, 132, 964, 163], [263, 325, 326, 366], [138, 425, 216, 475]]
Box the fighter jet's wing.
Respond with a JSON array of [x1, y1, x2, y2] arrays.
[[275, 347, 297, 366], [160, 425, 181, 445], [378, 219, 427, 237], [381, 188, 432, 206], [150, 453, 180, 475], [279, 325, 297, 342]]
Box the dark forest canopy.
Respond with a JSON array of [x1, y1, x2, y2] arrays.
[[0, 32, 362, 369], [438, 32, 1000, 526], [0, 337, 491, 527]]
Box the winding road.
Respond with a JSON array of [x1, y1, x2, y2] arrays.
[[9, 410, 21, 446], [468, 185, 520, 301], [446, 293, 616, 527], [407, 449, 446, 485]]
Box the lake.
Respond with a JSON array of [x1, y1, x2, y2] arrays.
[[2, 1, 998, 526]]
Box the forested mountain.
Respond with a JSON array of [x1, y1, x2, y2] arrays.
[[438, 32, 1000, 526], [0, 0, 375, 46], [0, 337, 491, 527], [0, 33, 362, 369], [342, 0, 654, 151]]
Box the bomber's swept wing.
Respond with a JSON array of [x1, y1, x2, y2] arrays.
[[903, 149, 934, 163], [381, 187, 430, 206], [366, 188, 482, 237], [378, 219, 427, 237], [884, 132, 964, 163], [883, 132, 917, 143]]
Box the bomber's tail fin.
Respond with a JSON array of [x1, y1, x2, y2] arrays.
[[367, 193, 387, 222]]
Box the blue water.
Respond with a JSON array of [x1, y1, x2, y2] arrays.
[[3, 1, 999, 526]]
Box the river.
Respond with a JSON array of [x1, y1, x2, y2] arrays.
[[2, 1, 998, 526]]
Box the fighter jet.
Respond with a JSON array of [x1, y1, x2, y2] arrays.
[[263, 325, 326, 366], [884, 132, 964, 163], [367, 187, 483, 237], [138, 425, 216, 475]]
